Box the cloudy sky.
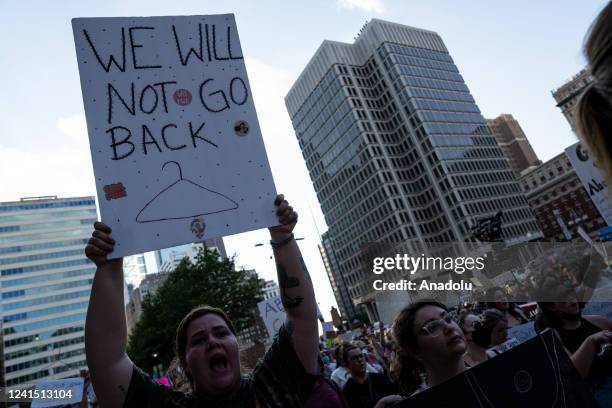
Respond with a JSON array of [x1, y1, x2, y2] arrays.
[[0, 0, 608, 320]]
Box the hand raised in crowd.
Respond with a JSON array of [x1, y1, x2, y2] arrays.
[[85, 221, 121, 267], [269, 194, 298, 237]]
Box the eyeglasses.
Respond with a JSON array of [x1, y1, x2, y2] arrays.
[[420, 312, 455, 337]]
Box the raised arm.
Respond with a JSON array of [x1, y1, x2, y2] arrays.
[[84, 222, 134, 408], [270, 194, 319, 374], [569, 329, 612, 378]]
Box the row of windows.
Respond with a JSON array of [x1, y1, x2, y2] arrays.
[[6, 347, 85, 374], [388, 53, 459, 74], [0, 226, 93, 245], [2, 278, 92, 300], [4, 312, 87, 335], [4, 326, 84, 348], [400, 75, 470, 94], [5, 335, 85, 361], [394, 64, 464, 83], [6, 358, 86, 386], [0, 238, 88, 255], [2, 267, 95, 288], [2, 289, 91, 312], [310, 103, 355, 160], [3, 301, 89, 322], [298, 85, 348, 145], [0, 218, 96, 235], [403, 85, 475, 103], [1, 258, 92, 276], [383, 43, 454, 64], [0, 208, 97, 224], [292, 68, 342, 134], [436, 147, 503, 160], [419, 111, 485, 125], [0, 199, 95, 213], [0, 248, 87, 266]]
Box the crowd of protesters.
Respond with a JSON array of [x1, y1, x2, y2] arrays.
[[81, 1, 612, 406]]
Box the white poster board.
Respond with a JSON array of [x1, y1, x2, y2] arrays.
[[565, 142, 611, 226], [257, 295, 286, 337], [31, 378, 83, 408], [72, 15, 277, 258]]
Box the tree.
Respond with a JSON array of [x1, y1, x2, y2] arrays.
[[127, 247, 263, 373]]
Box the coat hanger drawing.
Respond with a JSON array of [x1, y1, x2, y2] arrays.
[[136, 160, 239, 223]]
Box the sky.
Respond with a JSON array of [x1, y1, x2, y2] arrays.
[[0, 0, 608, 321]]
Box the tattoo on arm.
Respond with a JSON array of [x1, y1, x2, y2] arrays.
[[277, 263, 303, 309]]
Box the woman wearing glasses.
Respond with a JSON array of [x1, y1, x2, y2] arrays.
[[341, 344, 397, 408], [387, 301, 467, 398]]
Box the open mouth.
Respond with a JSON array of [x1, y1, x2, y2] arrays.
[[448, 334, 464, 345], [209, 355, 229, 373]]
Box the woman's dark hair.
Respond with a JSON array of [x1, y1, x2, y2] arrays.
[[175, 305, 236, 387], [576, 1, 612, 185], [391, 300, 448, 395], [457, 310, 477, 332], [472, 309, 506, 349], [342, 344, 359, 366]]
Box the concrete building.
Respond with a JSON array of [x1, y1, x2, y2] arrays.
[[154, 237, 227, 273], [0, 196, 97, 386], [518, 152, 606, 241], [486, 114, 541, 177], [552, 68, 593, 130], [285, 19, 541, 320], [261, 279, 280, 300]]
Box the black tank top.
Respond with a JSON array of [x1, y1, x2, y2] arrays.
[[557, 317, 612, 382]]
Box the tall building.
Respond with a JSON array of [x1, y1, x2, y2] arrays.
[[486, 114, 541, 177], [261, 279, 280, 300], [319, 232, 356, 321], [154, 238, 227, 272], [518, 152, 606, 241], [0, 196, 97, 386], [552, 68, 593, 130], [285, 20, 540, 317]]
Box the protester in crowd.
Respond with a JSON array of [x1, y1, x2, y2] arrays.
[[576, 1, 612, 185], [341, 344, 397, 408], [331, 344, 351, 388], [84, 195, 319, 407], [458, 311, 489, 367], [390, 301, 466, 397], [472, 309, 509, 357], [306, 356, 349, 408], [485, 286, 529, 327], [536, 301, 612, 404]]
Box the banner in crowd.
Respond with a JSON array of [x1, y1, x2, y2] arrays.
[[31, 378, 84, 408], [257, 295, 285, 338], [72, 15, 276, 258], [565, 142, 612, 225], [401, 330, 598, 407]]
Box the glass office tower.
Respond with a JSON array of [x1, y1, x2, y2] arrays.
[[0, 196, 96, 385], [285, 20, 541, 317]]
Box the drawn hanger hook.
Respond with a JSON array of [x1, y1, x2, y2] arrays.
[[162, 161, 183, 180]]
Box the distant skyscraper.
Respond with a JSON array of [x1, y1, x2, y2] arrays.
[[0, 196, 97, 386], [319, 233, 356, 321], [552, 68, 593, 130], [486, 114, 541, 177], [285, 19, 540, 319]]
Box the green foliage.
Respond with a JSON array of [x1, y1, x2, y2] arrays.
[[127, 246, 263, 373]]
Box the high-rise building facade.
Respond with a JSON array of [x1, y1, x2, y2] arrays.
[[518, 152, 606, 241], [0, 196, 97, 386], [486, 114, 541, 177], [285, 19, 540, 310], [552, 68, 593, 130], [319, 232, 356, 321]]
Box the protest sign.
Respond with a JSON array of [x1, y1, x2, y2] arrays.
[[507, 321, 537, 344], [565, 142, 611, 225], [257, 295, 285, 337], [72, 15, 277, 257], [31, 378, 83, 408], [400, 330, 597, 407]]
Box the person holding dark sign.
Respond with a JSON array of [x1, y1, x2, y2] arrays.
[[341, 345, 397, 408], [84, 194, 319, 407], [536, 301, 612, 405]]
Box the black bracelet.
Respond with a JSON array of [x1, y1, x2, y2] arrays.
[[270, 233, 294, 249]]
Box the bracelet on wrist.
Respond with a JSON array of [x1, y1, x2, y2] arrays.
[[270, 233, 294, 249]]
